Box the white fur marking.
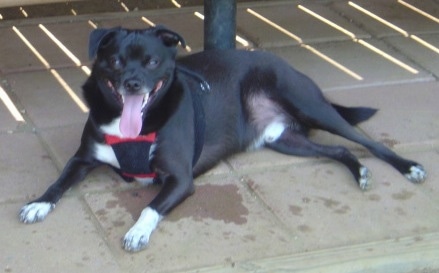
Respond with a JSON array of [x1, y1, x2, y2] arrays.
[[94, 118, 123, 168], [249, 121, 286, 150], [263, 121, 286, 143], [123, 207, 161, 252], [405, 165, 427, 183], [358, 166, 371, 191], [100, 117, 123, 136], [19, 202, 55, 223], [94, 142, 120, 168], [134, 177, 155, 186]]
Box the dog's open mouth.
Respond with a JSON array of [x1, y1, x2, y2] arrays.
[[107, 80, 164, 138]]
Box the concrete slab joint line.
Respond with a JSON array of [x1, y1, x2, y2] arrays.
[[186, 233, 439, 273]]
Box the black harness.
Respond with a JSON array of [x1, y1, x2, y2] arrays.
[[105, 66, 209, 182]]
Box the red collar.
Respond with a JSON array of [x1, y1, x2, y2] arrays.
[[104, 132, 156, 145]]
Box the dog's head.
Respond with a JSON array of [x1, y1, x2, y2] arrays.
[[88, 26, 186, 137]]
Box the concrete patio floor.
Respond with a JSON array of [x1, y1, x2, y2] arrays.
[[1, 0, 438, 272]]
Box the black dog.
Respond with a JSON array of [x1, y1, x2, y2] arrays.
[[19, 26, 426, 252]]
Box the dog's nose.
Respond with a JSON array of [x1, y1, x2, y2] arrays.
[[124, 79, 142, 93]]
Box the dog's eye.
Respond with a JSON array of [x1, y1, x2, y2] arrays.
[[146, 57, 160, 69], [109, 57, 122, 70]]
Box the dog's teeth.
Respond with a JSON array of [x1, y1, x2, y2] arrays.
[[142, 93, 150, 108]]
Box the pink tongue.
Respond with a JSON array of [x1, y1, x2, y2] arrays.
[[120, 94, 145, 138]]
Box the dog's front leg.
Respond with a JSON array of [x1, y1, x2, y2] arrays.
[[19, 155, 97, 223], [123, 172, 194, 252]]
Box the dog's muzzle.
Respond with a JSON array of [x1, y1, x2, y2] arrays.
[[106, 79, 165, 138]]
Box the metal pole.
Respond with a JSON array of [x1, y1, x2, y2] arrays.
[[204, 0, 236, 50]]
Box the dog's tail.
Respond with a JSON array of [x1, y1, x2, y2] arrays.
[[331, 104, 378, 125]]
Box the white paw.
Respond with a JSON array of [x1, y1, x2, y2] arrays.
[[19, 202, 55, 224], [405, 165, 427, 183], [123, 207, 161, 252], [358, 166, 372, 191]]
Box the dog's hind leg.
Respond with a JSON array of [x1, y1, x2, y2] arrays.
[[266, 129, 371, 190], [291, 101, 426, 184], [338, 130, 426, 184], [272, 74, 426, 183]]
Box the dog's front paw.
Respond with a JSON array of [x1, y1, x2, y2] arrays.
[[122, 207, 161, 252], [404, 164, 427, 184], [358, 166, 372, 191], [19, 202, 55, 224], [123, 226, 151, 252]]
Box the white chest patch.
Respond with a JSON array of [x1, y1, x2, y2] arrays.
[[95, 142, 120, 168], [94, 118, 122, 168], [100, 117, 123, 136]]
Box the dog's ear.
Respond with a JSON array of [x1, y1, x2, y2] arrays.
[[153, 26, 186, 49], [88, 27, 121, 60]]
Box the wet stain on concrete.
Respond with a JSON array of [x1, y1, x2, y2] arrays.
[[105, 200, 118, 209], [96, 184, 248, 225], [289, 205, 303, 216], [223, 231, 232, 239], [316, 196, 350, 214], [112, 220, 125, 227], [318, 197, 341, 209], [109, 187, 160, 220], [334, 205, 350, 214], [95, 208, 107, 216], [380, 138, 399, 148], [246, 178, 257, 189], [392, 189, 415, 201], [298, 224, 313, 233], [367, 194, 381, 202], [395, 207, 407, 216], [380, 133, 399, 148], [302, 197, 311, 204], [414, 236, 423, 242], [167, 184, 249, 225], [95, 208, 108, 221], [243, 234, 256, 242], [381, 181, 391, 187]]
